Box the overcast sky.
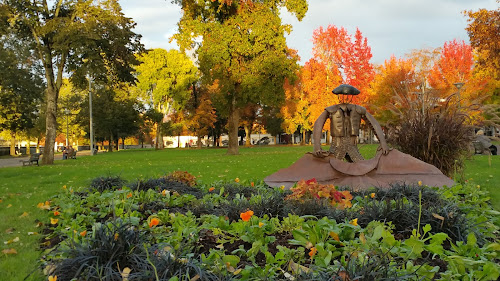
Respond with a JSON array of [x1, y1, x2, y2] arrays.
[[120, 0, 498, 65]]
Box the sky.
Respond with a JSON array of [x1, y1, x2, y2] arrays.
[[120, 0, 498, 65]]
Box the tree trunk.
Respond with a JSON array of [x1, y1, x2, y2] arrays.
[[291, 133, 294, 145], [42, 85, 58, 164], [325, 130, 330, 144], [36, 137, 40, 153], [301, 130, 305, 145], [227, 98, 240, 155], [178, 135, 181, 148], [10, 133, 15, 156], [26, 139, 31, 155], [197, 135, 202, 148], [109, 134, 114, 152], [244, 124, 252, 147]]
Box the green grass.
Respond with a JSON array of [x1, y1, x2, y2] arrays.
[[0, 144, 498, 280]]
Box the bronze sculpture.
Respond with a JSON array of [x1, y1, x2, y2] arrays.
[[312, 84, 389, 161], [264, 84, 455, 190]]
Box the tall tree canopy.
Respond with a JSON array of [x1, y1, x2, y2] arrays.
[[312, 25, 374, 104], [172, 0, 308, 155], [2, 0, 142, 164], [135, 48, 198, 148]]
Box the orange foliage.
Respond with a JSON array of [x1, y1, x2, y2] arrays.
[[428, 39, 489, 106], [286, 178, 353, 209]]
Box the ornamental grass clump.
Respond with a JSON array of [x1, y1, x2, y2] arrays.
[[387, 93, 475, 177]]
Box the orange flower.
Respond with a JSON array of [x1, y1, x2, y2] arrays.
[[50, 218, 59, 225], [208, 187, 215, 192], [329, 231, 340, 241], [149, 218, 160, 228], [418, 181, 423, 186], [80, 230, 87, 237], [53, 211, 60, 216], [161, 190, 167, 196], [240, 210, 254, 222], [234, 178, 240, 183], [370, 193, 375, 198], [127, 192, 133, 198], [251, 182, 254, 187], [114, 233, 119, 241], [309, 247, 317, 259], [48, 276, 57, 281]]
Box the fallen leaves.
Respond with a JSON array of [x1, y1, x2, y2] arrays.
[[19, 212, 29, 218], [37, 201, 51, 210], [2, 248, 17, 255], [4, 237, 19, 244]]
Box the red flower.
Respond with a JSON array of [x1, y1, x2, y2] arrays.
[[305, 178, 317, 185], [240, 210, 254, 222]]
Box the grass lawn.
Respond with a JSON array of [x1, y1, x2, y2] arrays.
[[0, 144, 498, 280]]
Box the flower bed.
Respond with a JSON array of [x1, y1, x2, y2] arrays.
[[39, 172, 500, 280]]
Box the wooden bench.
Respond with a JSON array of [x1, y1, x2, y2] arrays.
[[21, 153, 40, 166]]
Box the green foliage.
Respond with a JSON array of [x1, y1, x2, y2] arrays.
[[135, 48, 198, 112]]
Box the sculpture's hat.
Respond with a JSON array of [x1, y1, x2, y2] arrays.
[[332, 84, 360, 95]]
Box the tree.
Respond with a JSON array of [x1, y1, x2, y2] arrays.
[[173, 0, 307, 155], [135, 48, 198, 149], [0, 36, 44, 155], [428, 39, 488, 109], [368, 56, 417, 124], [312, 25, 374, 105], [465, 8, 500, 99], [3, 0, 142, 164], [188, 95, 217, 148]]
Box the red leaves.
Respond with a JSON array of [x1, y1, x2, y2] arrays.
[[286, 179, 353, 209]]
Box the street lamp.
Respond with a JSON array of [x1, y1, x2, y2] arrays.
[[453, 82, 465, 109], [83, 58, 94, 156], [64, 109, 70, 147]]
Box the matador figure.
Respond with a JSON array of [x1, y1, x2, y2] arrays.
[[312, 84, 389, 161]]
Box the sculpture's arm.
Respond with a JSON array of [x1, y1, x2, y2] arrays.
[[312, 111, 328, 158], [364, 111, 389, 154]]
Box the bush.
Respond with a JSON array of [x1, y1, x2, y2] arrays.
[[387, 93, 474, 177], [89, 175, 126, 192]]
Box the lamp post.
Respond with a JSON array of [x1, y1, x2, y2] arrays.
[[64, 109, 70, 147], [453, 82, 464, 109], [89, 75, 94, 155]]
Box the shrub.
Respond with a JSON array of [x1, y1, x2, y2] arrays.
[[89, 175, 126, 192], [387, 93, 474, 177]]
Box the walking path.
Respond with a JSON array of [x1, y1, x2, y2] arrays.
[[0, 150, 94, 168]]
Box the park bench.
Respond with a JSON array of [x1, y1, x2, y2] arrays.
[[21, 153, 40, 166]]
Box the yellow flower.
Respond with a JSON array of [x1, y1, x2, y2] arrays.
[[50, 218, 59, 225], [161, 190, 167, 196], [258, 222, 264, 228], [48, 276, 57, 281], [280, 185, 285, 190], [62, 185, 67, 190], [114, 233, 119, 241], [234, 178, 240, 183], [370, 193, 375, 198], [477, 185, 480, 189], [418, 181, 423, 186], [350, 218, 358, 226]]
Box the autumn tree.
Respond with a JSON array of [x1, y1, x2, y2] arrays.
[[465, 8, 500, 99], [2, 0, 142, 164], [173, 0, 307, 155], [428, 39, 487, 108], [312, 25, 374, 105], [368, 56, 417, 124], [188, 96, 217, 148], [135, 48, 198, 149]]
